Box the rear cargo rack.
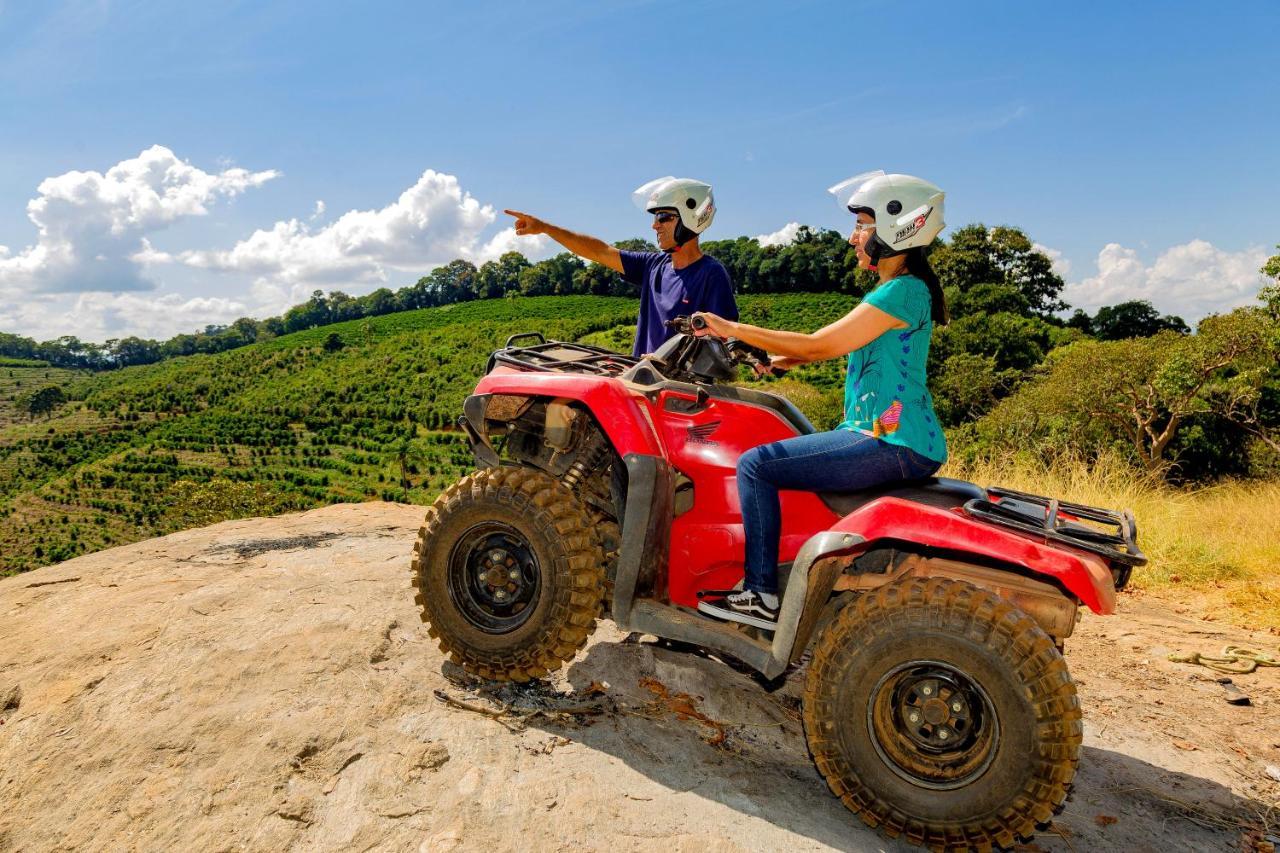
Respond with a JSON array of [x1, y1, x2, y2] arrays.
[[963, 487, 1147, 569], [487, 336, 639, 377]]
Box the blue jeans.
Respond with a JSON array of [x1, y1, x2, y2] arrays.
[[736, 429, 941, 594]]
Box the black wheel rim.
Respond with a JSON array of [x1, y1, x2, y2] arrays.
[[446, 522, 542, 634], [866, 659, 1000, 790]]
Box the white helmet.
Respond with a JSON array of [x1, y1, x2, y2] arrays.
[[632, 176, 715, 247], [828, 170, 945, 256]]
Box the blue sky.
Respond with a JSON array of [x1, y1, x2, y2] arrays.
[[1, 0, 1277, 341]]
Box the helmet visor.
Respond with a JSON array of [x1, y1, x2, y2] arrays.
[[632, 176, 678, 212], [827, 170, 886, 213]]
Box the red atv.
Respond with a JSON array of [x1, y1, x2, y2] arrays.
[[411, 321, 1145, 852]]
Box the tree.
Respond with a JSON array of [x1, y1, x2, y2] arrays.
[[322, 332, 345, 352], [974, 309, 1278, 472], [283, 290, 331, 333], [111, 336, 160, 367], [947, 283, 1031, 319], [1091, 300, 1189, 340], [476, 251, 531, 299], [22, 385, 67, 419], [393, 434, 424, 498], [931, 353, 1020, 426], [429, 259, 480, 303], [1261, 244, 1280, 320], [930, 312, 1052, 374], [362, 288, 397, 317], [930, 224, 1066, 314]]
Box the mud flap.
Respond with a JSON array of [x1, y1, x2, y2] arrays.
[[611, 454, 673, 627], [461, 394, 499, 468], [764, 531, 864, 678]]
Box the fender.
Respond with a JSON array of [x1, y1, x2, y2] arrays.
[[829, 497, 1117, 614], [469, 368, 664, 458]]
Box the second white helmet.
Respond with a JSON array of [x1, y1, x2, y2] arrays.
[[828, 170, 945, 253], [633, 176, 716, 246]]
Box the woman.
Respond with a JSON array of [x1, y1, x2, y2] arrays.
[[693, 171, 949, 630]]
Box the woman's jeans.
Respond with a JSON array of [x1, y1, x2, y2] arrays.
[[736, 429, 941, 595]]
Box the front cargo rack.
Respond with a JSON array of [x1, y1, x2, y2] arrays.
[[486, 333, 639, 377], [963, 486, 1147, 570]]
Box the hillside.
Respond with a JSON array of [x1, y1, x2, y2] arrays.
[[0, 363, 82, 428], [0, 294, 852, 575], [0, 505, 1275, 851]]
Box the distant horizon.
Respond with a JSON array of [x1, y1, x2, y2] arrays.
[[2, 1, 1276, 341], [0, 224, 1210, 351]]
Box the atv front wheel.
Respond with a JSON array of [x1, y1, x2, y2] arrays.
[[411, 467, 605, 682], [803, 577, 1081, 851]]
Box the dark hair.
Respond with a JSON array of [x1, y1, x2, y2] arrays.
[[904, 246, 948, 326]]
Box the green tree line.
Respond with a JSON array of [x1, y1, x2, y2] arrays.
[[0, 222, 1188, 371]]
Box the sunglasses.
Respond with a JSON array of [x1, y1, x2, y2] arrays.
[[653, 212, 680, 224]]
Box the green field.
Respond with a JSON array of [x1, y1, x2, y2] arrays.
[[0, 365, 86, 429], [0, 294, 857, 573], [0, 294, 863, 573]]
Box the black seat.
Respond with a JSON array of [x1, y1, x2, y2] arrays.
[[818, 477, 986, 517]]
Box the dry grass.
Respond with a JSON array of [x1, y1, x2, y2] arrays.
[[943, 451, 1280, 631]]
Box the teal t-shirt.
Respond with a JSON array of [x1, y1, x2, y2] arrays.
[[837, 275, 947, 463]]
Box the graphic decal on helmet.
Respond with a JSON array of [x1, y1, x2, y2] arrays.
[[893, 207, 933, 244]]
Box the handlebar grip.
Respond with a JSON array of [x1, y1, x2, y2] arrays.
[[690, 315, 707, 331]]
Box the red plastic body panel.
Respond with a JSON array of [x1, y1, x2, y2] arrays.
[[829, 497, 1117, 614], [644, 387, 841, 608], [470, 367, 1116, 615]]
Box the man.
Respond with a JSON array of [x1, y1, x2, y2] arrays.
[[505, 176, 738, 357]]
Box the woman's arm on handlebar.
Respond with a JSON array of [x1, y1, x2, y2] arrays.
[[692, 304, 906, 362]]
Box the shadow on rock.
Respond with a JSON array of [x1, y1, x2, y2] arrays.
[[480, 635, 1268, 853], [544, 636, 914, 852], [1051, 744, 1273, 852]]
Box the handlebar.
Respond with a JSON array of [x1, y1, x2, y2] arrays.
[[664, 315, 787, 377]]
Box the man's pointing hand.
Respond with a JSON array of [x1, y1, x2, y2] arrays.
[[504, 209, 548, 237]]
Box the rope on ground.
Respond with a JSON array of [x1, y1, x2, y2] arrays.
[[1167, 645, 1279, 674]]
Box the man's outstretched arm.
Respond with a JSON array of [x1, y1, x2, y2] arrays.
[[505, 209, 624, 274]]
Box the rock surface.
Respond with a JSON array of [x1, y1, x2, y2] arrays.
[[1, 503, 1276, 852]]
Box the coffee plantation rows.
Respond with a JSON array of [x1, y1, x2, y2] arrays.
[[0, 293, 876, 573], [1, 366, 85, 429], [8, 295, 821, 573]]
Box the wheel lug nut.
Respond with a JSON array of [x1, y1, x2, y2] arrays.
[[921, 686, 933, 696], [952, 702, 962, 713], [938, 728, 949, 740], [908, 712, 920, 724], [509, 569, 519, 579], [495, 590, 507, 600]]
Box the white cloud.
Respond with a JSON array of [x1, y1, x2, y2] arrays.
[[179, 170, 551, 289], [0, 145, 277, 294], [1064, 239, 1270, 320], [0, 291, 250, 342], [755, 221, 802, 247], [1032, 242, 1072, 279]]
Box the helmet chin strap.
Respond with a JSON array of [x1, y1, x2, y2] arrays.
[[867, 233, 903, 266], [668, 221, 697, 253]]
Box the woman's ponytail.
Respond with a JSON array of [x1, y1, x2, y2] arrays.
[[905, 246, 948, 326]]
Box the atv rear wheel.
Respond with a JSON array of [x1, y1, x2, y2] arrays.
[[411, 467, 605, 682], [803, 577, 1081, 851]]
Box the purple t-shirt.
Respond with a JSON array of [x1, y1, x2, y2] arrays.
[[620, 250, 738, 356]]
